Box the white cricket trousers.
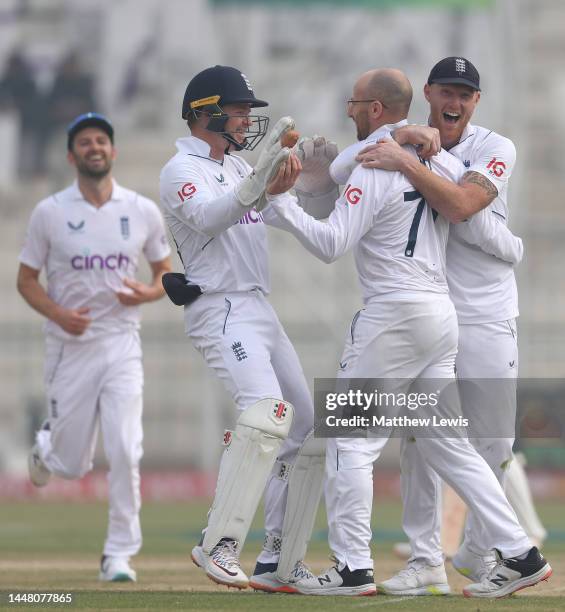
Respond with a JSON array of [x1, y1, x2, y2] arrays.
[[184, 290, 314, 562], [324, 296, 530, 571], [36, 331, 143, 558], [401, 319, 519, 563]]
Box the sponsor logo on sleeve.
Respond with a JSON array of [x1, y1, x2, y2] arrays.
[[344, 183, 363, 205], [486, 157, 506, 178], [177, 182, 197, 202]]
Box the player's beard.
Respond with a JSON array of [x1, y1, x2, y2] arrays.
[[75, 155, 113, 179], [355, 111, 370, 141]]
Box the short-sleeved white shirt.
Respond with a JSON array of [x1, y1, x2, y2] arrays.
[[19, 180, 171, 342], [446, 123, 518, 323], [159, 136, 270, 294]]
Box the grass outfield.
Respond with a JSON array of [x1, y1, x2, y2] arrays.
[[0, 499, 563, 610]]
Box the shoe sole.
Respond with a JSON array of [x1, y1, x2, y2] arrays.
[[462, 565, 553, 599], [297, 585, 376, 596], [99, 573, 135, 582], [377, 584, 450, 596], [249, 579, 298, 594], [191, 550, 249, 590]]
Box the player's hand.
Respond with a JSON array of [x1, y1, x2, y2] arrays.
[[266, 152, 302, 196], [356, 138, 412, 171], [392, 125, 441, 159], [116, 278, 157, 305], [54, 306, 91, 335]]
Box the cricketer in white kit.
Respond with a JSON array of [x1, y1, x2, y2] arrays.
[[268, 68, 550, 598], [355, 57, 547, 595], [17, 113, 172, 582], [159, 65, 323, 592]]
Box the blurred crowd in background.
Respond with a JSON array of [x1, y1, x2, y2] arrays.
[[0, 0, 563, 476]]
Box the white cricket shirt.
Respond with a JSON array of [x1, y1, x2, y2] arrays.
[[270, 146, 464, 303], [446, 123, 518, 323], [160, 136, 271, 294], [19, 180, 171, 342]]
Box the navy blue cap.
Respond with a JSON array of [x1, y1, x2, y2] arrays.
[[67, 112, 114, 150], [427, 57, 481, 91], [182, 65, 268, 119]]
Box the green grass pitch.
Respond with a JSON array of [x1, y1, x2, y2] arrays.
[[0, 498, 563, 610]]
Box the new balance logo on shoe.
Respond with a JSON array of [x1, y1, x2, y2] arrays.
[[490, 573, 509, 587]]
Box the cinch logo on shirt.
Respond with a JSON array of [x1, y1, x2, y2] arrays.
[[486, 157, 506, 178], [71, 252, 130, 270], [236, 209, 264, 225], [344, 184, 363, 205]]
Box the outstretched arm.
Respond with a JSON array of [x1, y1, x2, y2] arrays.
[[268, 163, 382, 263]]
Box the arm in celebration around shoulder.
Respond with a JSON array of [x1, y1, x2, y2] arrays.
[[356, 138, 500, 223], [359, 130, 517, 224]]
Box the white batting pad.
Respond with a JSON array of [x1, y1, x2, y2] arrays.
[[276, 433, 326, 581], [203, 398, 294, 553]]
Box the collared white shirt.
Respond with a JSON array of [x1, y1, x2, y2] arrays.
[[19, 180, 170, 342], [445, 123, 518, 323], [160, 135, 271, 294]]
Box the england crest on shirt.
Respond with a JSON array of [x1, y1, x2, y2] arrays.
[[120, 216, 130, 239]]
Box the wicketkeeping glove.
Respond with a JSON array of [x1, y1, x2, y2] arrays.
[[293, 136, 340, 219], [235, 116, 295, 210]]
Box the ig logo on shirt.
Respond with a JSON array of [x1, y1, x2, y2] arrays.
[[344, 184, 363, 205], [486, 157, 506, 178]]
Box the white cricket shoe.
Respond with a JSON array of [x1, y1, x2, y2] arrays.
[[28, 444, 51, 487], [99, 555, 137, 582], [463, 547, 552, 599], [377, 561, 450, 596], [191, 538, 248, 589], [452, 543, 496, 582], [249, 559, 314, 593], [294, 564, 376, 596]]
